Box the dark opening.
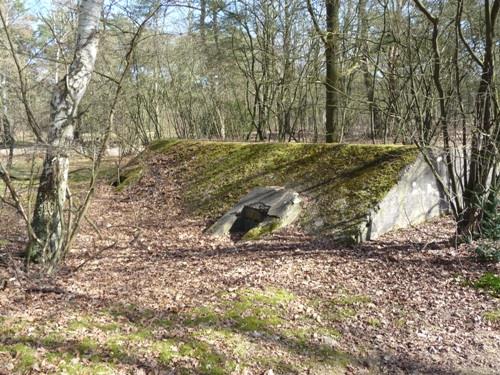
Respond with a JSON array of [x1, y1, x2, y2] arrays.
[[230, 203, 271, 234]]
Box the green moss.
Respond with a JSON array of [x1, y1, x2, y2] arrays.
[[229, 311, 280, 332], [329, 307, 357, 321], [315, 346, 352, 368], [184, 288, 295, 333], [60, 360, 115, 375], [475, 272, 500, 297], [128, 328, 153, 342], [186, 306, 220, 326], [242, 220, 281, 240], [77, 337, 99, 355], [121, 140, 418, 241], [68, 317, 93, 331], [14, 343, 37, 372], [47, 351, 109, 371], [0, 343, 37, 373], [312, 293, 373, 322], [147, 139, 180, 152], [178, 340, 234, 375], [255, 357, 300, 374], [156, 339, 178, 365], [282, 327, 310, 348], [238, 288, 295, 305], [395, 318, 407, 328], [332, 294, 371, 306], [95, 322, 120, 332], [0, 317, 24, 338], [367, 317, 382, 327], [105, 338, 127, 360], [224, 288, 293, 332], [484, 310, 500, 323], [283, 326, 341, 350], [194, 328, 250, 358], [41, 332, 65, 348], [45, 351, 64, 365], [114, 165, 143, 191]]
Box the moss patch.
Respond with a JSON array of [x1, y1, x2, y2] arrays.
[[242, 219, 282, 241], [118, 140, 418, 241], [0, 287, 357, 374], [0, 343, 36, 373], [483, 310, 500, 323], [113, 165, 143, 191], [475, 273, 500, 297], [179, 339, 234, 374]]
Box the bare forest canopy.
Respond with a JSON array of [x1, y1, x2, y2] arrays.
[[0, 0, 497, 145]]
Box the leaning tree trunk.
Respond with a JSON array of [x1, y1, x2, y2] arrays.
[[27, 0, 104, 263]]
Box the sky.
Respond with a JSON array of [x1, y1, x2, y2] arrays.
[[20, 0, 188, 34], [24, 0, 52, 15]]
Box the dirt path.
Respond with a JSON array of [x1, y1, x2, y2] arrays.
[[0, 158, 499, 374]]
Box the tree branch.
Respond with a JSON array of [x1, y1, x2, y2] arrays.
[[306, 0, 327, 46]]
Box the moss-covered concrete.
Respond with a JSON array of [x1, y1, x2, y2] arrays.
[[117, 139, 419, 242]]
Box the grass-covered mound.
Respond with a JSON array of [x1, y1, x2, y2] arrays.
[[117, 140, 419, 242]]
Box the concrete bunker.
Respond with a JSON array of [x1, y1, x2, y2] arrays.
[[119, 140, 452, 243], [207, 187, 302, 240]]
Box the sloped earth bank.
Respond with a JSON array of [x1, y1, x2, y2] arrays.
[[117, 140, 421, 243], [0, 152, 499, 374]]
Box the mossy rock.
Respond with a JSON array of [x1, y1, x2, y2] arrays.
[[116, 139, 424, 242]]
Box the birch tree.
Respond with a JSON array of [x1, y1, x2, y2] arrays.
[[27, 0, 104, 263]]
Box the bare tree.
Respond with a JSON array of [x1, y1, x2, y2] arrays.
[[307, 0, 341, 143], [27, 0, 104, 263]]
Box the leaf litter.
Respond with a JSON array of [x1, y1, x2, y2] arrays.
[[0, 154, 498, 374]]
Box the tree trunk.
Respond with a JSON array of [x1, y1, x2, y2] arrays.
[[27, 0, 104, 263], [199, 0, 207, 43], [461, 0, 500, 235], [358, 0, 382, 139], [0, 74, 14, 168], [325, 0, 340, 143]]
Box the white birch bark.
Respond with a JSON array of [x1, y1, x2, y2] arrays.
[[28, 0, 104, 262]]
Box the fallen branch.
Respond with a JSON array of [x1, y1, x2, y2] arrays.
[[25, 286, 66, 294], [72, 241, 118, 273]]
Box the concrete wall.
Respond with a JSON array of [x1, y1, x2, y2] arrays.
[[362, 154, 450, 240]]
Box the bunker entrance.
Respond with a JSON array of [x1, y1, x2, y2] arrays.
[[230, 203, 271, 234]]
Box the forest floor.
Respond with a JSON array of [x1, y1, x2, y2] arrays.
[[0, 154, 499, 374]]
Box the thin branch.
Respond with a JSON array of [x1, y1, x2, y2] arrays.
[[413, 0, 438, 24], [0, 8, 44, 142], [456, 0, 483, 67], [306, 0, 327, 46]]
